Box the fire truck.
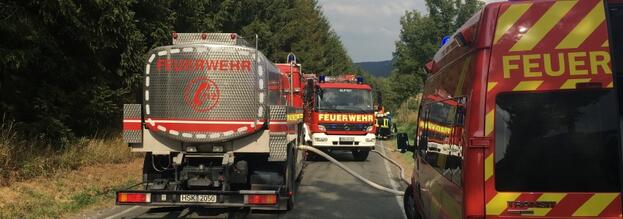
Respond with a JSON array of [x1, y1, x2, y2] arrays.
[[398, 0, 623, 218], [302, 74, 376, 161], [118, 33, 304, 215]]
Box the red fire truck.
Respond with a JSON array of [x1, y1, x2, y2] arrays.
[[302, 74, 376, 161], [118, 33, 304, 216], [398, 0, 623, 218]]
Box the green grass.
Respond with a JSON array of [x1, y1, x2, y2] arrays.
[[0, 180, 138, 219], [0, 119, 140, 186]]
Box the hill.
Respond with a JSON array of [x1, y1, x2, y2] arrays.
[[356, 60, 393, 77]]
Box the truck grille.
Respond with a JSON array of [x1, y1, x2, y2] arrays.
[[323, 124, 368, 131]]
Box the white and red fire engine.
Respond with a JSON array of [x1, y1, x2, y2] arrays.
[[302, 74, 376, 161], [118, 33, 304, 215]]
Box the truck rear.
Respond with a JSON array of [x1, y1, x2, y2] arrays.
[[484, 0, 621, 217], [118, 33, 303, 213]]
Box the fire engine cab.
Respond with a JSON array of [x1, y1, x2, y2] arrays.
[[302, 74, 376, 161]]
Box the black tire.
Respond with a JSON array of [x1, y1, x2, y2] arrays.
[[403, 186, 421, 219], [142, 153, 174, 182], [226, 207, 250, 219], [351, 149, 370, 161], [285, 144, 296, 211]]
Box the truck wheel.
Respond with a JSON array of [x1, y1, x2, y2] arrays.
[[403, 186, 422, 219], [143, 153, 174, 182], [226, 207, 250, 219], [351, 149, 370, 161]]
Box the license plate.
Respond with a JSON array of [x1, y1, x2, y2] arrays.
[[180, 194, 217, 203], [340, 137, 354, 141]]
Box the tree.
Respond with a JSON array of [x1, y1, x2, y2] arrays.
[[0, 0, 355, 147], [387, 0, 483, 112]]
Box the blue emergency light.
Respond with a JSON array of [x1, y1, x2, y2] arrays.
[[356, 76, 364, 84], [319, 75, 326, 83], [441, 35, 451, 47]]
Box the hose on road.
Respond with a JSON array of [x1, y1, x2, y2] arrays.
[[295, 145, 406, 196]]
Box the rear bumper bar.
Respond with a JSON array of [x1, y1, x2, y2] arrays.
[[116, 189, 283, 209]]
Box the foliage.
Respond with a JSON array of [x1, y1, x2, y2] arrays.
[[0, 0, 354, 147], [385, 0, 484, 113]]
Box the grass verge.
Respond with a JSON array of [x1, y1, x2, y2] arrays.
[[0, 159, 142, 219], [380, 139, 414, 181], [0, 119, 141, 186]]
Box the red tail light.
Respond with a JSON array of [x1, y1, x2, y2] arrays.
[[246, 194, 277, 205], [117, 192, 151, 203]]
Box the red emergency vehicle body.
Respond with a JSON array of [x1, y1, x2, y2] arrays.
[[403, 0, 623, 218], [276, 63, 304, 108], [303, 75, 377, 161]]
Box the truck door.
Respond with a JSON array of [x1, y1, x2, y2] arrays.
[[607, 0, 623, 213], [484, 0, 621, 217]]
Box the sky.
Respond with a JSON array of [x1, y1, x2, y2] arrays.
[[317, 0, 501, 63]]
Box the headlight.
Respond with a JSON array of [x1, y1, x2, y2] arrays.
[[318, 125, 326, 132], [365, 138, 375, 142], [366, 126, 374, 132], [212, 145, 224, 152]]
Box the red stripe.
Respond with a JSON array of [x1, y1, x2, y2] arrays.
[[147, 118, 262, 122], [123, 122, 142, 131], [547, 193, 592, 216], [495, 1, 554, 52], [529, 0, 597, 52], [146, 123, 255, 132], [269, 124, 289, 132], [599, 195, 621, 217]]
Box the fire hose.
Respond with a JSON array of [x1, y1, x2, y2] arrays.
[[295, 145, 407, 196]]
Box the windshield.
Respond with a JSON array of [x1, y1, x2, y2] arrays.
[[494, 89, 620, 192], [317, 88, 373, 113]]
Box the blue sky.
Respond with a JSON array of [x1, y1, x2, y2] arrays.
[[317, 0, 499, 63]]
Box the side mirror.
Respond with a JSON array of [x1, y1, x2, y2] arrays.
[[396, 133, 411, 153]]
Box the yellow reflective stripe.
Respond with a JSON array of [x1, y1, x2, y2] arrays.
[[513, 81, 543, 91], [486, 193, 521, 215], [454, 58, 472, 96], [607, 81, 614, 88], [485, 110, 494, 136], [557, 1, 606, 49], [530, 193, 566, 216], [511, 1, 577, 52], [602, 40, 609, 47], [485, 153, 494, 181], [560, 78, 592, 89], [494, 3, 532, 44], [287, 113, 303, 121], [572, 193, 618, 216], [487, 82, 498, 92]]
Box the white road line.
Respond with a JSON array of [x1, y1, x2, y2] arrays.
[[378, 141, 407, 219], [104, 206, 141, 219]]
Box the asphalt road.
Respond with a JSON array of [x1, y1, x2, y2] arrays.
[[88, 142, 408, 219]]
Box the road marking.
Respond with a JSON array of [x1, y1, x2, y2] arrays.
[[378, 141, 407, 219], [104, 206, 142, 219]]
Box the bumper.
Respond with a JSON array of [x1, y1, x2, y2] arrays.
[[116, 189, 286, 210], [311, 133, 376, 149]]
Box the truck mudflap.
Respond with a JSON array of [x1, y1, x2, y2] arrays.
[[116, 187, 288, 209]]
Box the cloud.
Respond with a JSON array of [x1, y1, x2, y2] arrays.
[[317, 0, 426, 62]]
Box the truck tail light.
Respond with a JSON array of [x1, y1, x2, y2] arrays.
[[246, 194, 277, 205], [117, 192, 151, 203]]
